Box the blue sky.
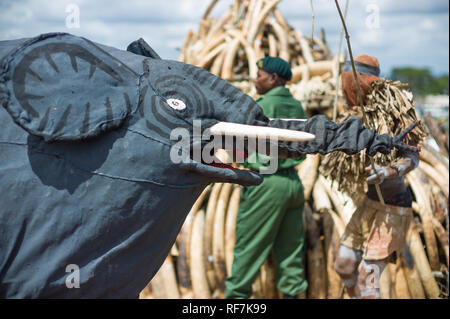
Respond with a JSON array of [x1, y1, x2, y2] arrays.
[[0, 0, 448, 76]]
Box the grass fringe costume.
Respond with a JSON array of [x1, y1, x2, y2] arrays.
[[320, 79, 427, 198]]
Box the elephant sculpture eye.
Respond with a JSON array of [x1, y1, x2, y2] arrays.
[[166, 98, 186, 110]]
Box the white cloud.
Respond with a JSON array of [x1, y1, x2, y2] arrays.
[[0, 0, 448, 74], [279, 0, 449, 74], [419, 18, 436, 31]]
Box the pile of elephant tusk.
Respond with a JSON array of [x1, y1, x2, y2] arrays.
[[178, 0, 342, 118], [141, 142, 448, 299], [139, 0, 449, 299]]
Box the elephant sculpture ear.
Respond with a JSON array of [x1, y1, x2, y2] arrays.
[[0, 32, 139, 142], [126, 38, 161, 60]]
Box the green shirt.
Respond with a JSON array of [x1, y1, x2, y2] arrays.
[[245, 86, 307, 173]]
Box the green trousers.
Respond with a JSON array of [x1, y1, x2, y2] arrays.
[[224, 168, 307, 298]]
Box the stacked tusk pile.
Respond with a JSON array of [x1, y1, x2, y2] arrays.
[[138, 0, 448, 299], [178, 0, 343, 117], [140, 150, 448, 299]]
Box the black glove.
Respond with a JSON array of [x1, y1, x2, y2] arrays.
[[268, 116, 421, 157], [392, 122, 421, 153], [367, 122, 421, 156]]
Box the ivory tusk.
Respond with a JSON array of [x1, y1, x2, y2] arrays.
[[208, 122, 315, 142]]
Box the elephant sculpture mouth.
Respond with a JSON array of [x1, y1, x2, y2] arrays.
[[178, 120, 315, 186]]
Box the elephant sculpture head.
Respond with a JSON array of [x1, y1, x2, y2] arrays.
[[0, 33, 417, 298]]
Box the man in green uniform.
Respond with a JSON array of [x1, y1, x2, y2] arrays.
[[225, 57, 308, 299]]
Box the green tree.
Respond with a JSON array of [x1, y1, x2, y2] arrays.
[[390, 67, 449, 96], [430, 75, 449, 95], [390, 67, 433, 96]]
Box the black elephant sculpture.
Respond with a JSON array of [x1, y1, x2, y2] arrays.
[[0, 33, 417, 298]]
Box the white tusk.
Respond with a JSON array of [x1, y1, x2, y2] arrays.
[[269, 118, 307, 122], [208, 122, 315, 142]]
